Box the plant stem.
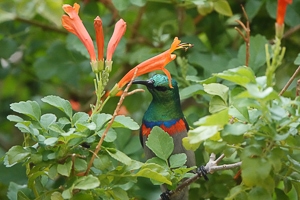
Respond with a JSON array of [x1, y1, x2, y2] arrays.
[[85, 68, 139, 175], [279, 66, 300, 95]]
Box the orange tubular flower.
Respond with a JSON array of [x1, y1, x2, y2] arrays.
[[275, 0, 292, 39], [94, 17, 104, 61], [276, 0, 292, 25], [106, 19, 127, 61], [110, 37, 189, 96], [62, 3, 96, 61]]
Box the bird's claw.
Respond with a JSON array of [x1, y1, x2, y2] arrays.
[[197, 165, 209, 181], [160, 190, 171, 200]]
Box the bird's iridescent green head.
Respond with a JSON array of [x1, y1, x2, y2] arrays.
[[133, 74, 179, 102]]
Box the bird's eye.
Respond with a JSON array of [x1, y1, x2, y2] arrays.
[[155, 86, 168, 91]]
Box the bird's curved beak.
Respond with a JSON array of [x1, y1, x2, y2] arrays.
[[132, 79, 154, 87]]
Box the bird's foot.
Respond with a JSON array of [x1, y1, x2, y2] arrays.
[[160, 189, 171, 200], [197, 165, 209, 181]]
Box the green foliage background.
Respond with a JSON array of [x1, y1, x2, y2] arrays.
[[0, 0, 300, 199]]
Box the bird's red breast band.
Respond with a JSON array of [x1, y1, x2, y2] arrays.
[[141, 118, 187, 137]]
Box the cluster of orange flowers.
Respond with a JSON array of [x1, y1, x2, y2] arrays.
[[61, 3, 186, 96]]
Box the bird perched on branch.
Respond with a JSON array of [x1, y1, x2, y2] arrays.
[[133, 74, 196, 200]]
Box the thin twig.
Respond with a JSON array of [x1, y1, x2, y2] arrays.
[[127, 89, 145, 96], [214, 153, 225, 164], [85, 68, 140, 175], [16, 17, 67, 34], [283, 24, 300, 39], [296, 80, 300, 96], [234, 5, 250, 67], [279, 66, 300, 96], [158, 153, 241, 199]]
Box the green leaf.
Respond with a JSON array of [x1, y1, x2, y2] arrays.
[[213, 0, 233, 16], [241, 145, 263, 159], [147, 157, 167, 168], [49, 123, 66, 135], [17, 191, 30, 200], [204, 83, 229, 102], [73, 175, 100, 190], [227, 185, 248, 199], [5, 146, 30, 166], [97, 128, 117, 142], [241, 157, 272, 186], [57, 161, 72, 177], [146, 127, 174, 161], [44, 137, 58, 146], [74, 159, 87, 172], [30, 153, 42, 164], [93, 155, 112, 171], [221, 123, 251, 144], [180, 84, 204, 99], [230, 99, 261, 123], [62, 188, 72, 199], [136, 163, 171, 185], [15, 122, 37, 135], [204, 140, 227, 154], [267, 148, 283, 173], [274, 188, 289, 200], [10, 101, 41, 121], [75, 122, 96, 132], [283, 177, 292, 194], [194, 108, 229, 126], [7, 115, 24, 123], [237, 84, 278, 101], [58, 117, 71, 125], [111, 187, 129, 200], [51, 192, 64, 200], [186, 75, 217, 84], [229, 105, 250, 123], [42, 95, 72, 118], [7, 182, 31, 200], [291, 181, 300, 199], [106, 148, 132, 165], [169, 153, 187, 168], [72, 112, 89, 124], [209, 96, 227, 113], [40, 114, 57, 129], [92, 113, 112, 131], [248, 186, 272, 200], [294, 53, 300, 65], [112, 115, 139, 130], [214, 66, 256, 87], [185, 125, 219, 148]]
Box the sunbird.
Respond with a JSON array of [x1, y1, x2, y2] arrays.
[[133, 74, 196, 200]]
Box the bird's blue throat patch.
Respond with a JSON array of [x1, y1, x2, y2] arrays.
[[143, 119, 178, 128]]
